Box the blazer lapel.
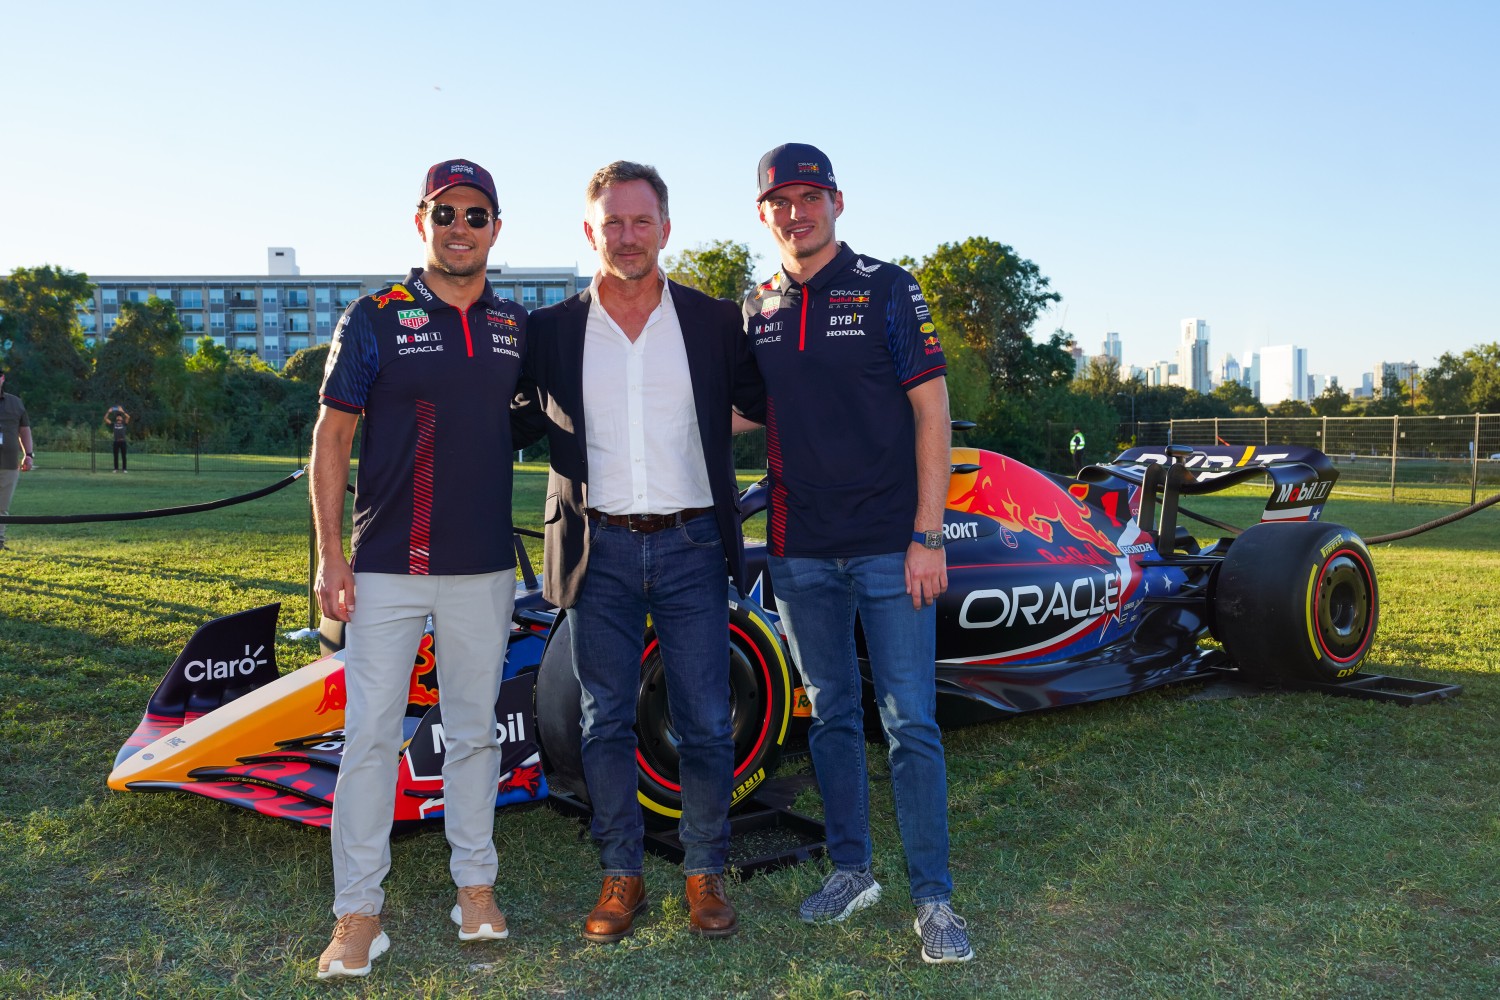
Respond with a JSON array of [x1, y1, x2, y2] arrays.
[[563, 288, 591, 456]]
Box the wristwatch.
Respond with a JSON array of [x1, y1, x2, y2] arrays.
[[912, 529, 944, 550]]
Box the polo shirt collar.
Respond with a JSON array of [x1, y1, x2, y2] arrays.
[[404, 267, 502, 311], [772, 242, 857, 294]]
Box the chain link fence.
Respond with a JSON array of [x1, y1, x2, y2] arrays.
[[27, 424, 314, 476], [1128, 414, 1500, 505]]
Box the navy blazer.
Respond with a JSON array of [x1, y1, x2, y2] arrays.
[[513, 281, 765, 609]]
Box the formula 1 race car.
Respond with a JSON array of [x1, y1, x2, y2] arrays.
[[108, 440, 1380, 829]]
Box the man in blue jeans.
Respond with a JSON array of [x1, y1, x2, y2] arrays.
[[741, 143, 973, 964], [515, 161, 764, 942]]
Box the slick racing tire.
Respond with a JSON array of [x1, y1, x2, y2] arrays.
[[1212, 521, 1378, 683], [535, 601, 794, 826]]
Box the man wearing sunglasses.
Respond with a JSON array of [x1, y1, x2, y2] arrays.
[[310, 158, 526, 979], [513, 161, 764, 943]]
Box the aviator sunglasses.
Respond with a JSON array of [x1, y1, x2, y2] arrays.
[[428, 203, 498, 228]]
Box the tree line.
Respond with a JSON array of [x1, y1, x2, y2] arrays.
[[0, 266, 320, 453], [6, 250, 1499, 467]]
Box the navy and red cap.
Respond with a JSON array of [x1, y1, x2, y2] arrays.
[[420, 158, 500, 213], [757, 143, 837, 201]]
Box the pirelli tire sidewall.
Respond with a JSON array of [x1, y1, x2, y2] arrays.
[[635, 599, 793, 825], [533, 601, 795, 825], [534, 612, 589, 802], [1212, 521, 1379, 684]]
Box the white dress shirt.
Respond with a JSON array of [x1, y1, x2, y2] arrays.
[[582, 274, 713, 514]]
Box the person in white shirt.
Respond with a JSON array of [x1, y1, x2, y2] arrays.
[[514, 161, 764, 944]]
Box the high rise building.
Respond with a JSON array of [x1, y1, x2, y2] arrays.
[[1101, 331, 1121, 365], [1178, 319, 1211, 393], [1244, 351, 1261, 398], [77, 250, 588, 368], [1259, 345, 1308, 404], [1373, 360, 1420, 398], [1145, 360, 1179, 387], [1220, 353, 1241, 387]]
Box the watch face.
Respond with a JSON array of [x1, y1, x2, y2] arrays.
[[923, 530, 944, 550]]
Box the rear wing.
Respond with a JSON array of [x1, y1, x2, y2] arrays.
[[1109, 444, 1338, 523]]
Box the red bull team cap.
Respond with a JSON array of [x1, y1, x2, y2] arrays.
[[757, 142, 836, 201], [420, 158, 500, 213]]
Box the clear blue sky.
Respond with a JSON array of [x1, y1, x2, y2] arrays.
[[2, 1, 1494, 387]]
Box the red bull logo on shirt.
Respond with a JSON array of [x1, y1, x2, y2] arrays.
[[373, 285, 415, 309]]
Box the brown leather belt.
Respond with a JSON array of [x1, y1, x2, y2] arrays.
[[584, 506, 714, 534]]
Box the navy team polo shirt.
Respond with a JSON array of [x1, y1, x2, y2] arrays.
[[743, 243, 946, 558], [319, 268, 526, 576]]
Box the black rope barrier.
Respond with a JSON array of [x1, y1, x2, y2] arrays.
[[1364, 491, 1500, 544], [0, 469, 306, 524], [1175, 491, 1500, 545]]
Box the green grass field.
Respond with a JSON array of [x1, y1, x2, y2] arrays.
[[1, 465, 1497, 998]]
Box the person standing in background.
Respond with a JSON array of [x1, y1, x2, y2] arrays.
[[0, 369, 35, 551], [104, 404, 131, 472]]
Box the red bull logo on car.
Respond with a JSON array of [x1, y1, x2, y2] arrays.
[[407, 633, 439, 707], [315, 667, 347, 715], [948, 450, 1121, 557]]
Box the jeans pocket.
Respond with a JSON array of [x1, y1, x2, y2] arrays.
[[679, 514, 721, 549]]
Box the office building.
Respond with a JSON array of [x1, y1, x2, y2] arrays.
[[1101, 331, 1122, 365], [1220, 353, 1241, 388], [78, 249, 588, 368], [1259, 345, 1308, 405], [1373, 360, 1420, 398], [1178, 318, 1211, 393]]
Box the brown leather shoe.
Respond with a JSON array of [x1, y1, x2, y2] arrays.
[[583, 875, 648, 943], [685, 873, 738, 938]]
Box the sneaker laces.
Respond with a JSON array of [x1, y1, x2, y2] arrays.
[[921, 903, 967, 931], [332, 913, 378, 940], [825, 870, 864, 891], [458, 886, 494, 909]]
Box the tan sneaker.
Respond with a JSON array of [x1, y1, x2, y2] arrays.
[[316, 913, 389, 980], [452, 885, 509, 941]]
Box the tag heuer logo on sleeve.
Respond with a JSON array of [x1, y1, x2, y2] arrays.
[[397, 309, 429, 330], [760, 295, 782, 319]]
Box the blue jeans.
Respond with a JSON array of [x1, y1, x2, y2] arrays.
[[569, 514, 732, 876], [769, 552, 953, 904]]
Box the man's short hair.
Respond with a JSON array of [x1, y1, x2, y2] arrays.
[[586, 161, 669, 221]]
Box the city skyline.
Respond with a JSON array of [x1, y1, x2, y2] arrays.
[[1, 2, 1494, 390]]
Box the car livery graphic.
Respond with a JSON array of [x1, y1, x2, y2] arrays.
[[111, 437, 1384, 830]]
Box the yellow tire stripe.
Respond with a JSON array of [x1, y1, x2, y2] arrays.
[[1303, 562, 1321, 658], [743, 609, 793, 744], [635, 608, 792, 821], [639, 791, 681, 820]]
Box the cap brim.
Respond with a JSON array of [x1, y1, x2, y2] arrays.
[[757, 179, 836, 202], [425, 181, 500, 213]]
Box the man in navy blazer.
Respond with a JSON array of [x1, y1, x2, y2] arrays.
[[513, 161, 763, 943]]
